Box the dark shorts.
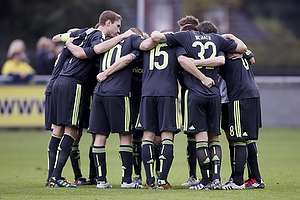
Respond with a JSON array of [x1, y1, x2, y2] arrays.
[[79, 94, 92, 132], [135, 96, 181, 134], [130, 105, 143, 139], [88, 95, 131, 136], [44, 94, 52, 131], [183, 90, 221, 135], [49, 77, 84, 128], [221, 103, 230, 131], [227, 98, 262, 141]]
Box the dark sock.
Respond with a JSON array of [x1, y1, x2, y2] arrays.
[[229, 145, 235, 178], [246, 140, 262, 182], [233, 141, 247, 185], [154, 144, 161, 176], [47, 134, 61, 181], [93, 146, 106, 182], [158, 139, 174, 184], [209, 141, 222, 181], [196, 141, 210, 185], [70, 145, 82, 179], [187, 137, 197, 179], [142, 140, 156, 185], [119, 145, 133, 183], [132, 141, 142, 178], [89, 144, 96, 179], [52, 134, 75, 179]]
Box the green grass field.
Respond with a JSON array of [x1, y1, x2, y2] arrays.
[[0, 127, 300, 199]]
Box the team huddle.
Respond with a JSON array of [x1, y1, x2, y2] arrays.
[[45, 10, 265, 190]]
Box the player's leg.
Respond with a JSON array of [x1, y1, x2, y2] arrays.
[[208, 135, 222, 190], [88, 94, 112, 188], [142, 131, 156, 189], [93, 134, 111, 188], [88, 134, 97, 185], [46, 125, 63, 186], [154, 135, 161, 184], [50, 125, 78, 188], [157, 131, 174, 189]]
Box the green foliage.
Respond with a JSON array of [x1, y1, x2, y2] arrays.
[[0, 128, 299, 199]]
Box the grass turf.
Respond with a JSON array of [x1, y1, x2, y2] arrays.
[[0, 127, 299, 199]]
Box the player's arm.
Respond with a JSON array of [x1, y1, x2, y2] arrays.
[[93, 29, 135, 54], [228, 49, 255, 65], [222, 34, 247, 53], [192, 55, 225, 67], [177, 55, 215, 88], [96, 53, 137, 82], [139, 37, 160, 51], [65, 37, 88, 59], [52, 28, 80, 43], [151, 30, 168, 43]]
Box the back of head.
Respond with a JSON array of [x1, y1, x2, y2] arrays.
[[130, 28, 143, 36], [197, 21, 219, 34], [181, 24, 198, 32], [178, 15, 200, 30], [7, 39, 26, 60], [99, 10, 122, 26]]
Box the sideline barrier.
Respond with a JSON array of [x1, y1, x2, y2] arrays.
[[0, 75, 50, 128]]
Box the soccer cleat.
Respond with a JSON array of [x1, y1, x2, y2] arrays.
[[189, 181, 210, 190], [211, 179, 222, 190], [222, 182, 245, 190], [121, 181, 144, 189], [181, 176, 200, 187], [87, 177, 97, 185], [134, 177, 142, 185], [145, 183, 156, 189], [157, 183, 171, 189], [74, 177, 90, 185], [222, 177, 234, 187], [245, 178, 265, 189], [49, 177, 77, 188], [97, 181, 113, 189]]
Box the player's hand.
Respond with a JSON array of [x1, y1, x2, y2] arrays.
[[227, 53, 242, 60], [96, 71, 108, 83], [122, 29, 136, 38], [201, 77, 215, 88]]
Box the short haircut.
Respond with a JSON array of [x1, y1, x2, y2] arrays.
[[181, 24, 198, 32], [99, 10, 122, 26], [197, 21, 219, 34], [130, 28, 143, 36], [177, 15, 200, 28]]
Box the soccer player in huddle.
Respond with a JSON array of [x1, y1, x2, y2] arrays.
[[47, 10, 134, 188], [198, 20, 264, 190], [151, 24, 247, 190]]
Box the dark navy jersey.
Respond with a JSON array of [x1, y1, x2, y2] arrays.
[[59, 29, 103, 81], [219, 50, 260, 101], [45, 28, 88, 94], [141, 43, 186, 97], [130, 55, 143, 106], [93, 34, 143, 96], [165, 31, 237, 98]]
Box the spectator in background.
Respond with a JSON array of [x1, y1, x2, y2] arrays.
[[1, 39, 35, 82], [35, 36, 56, 75]]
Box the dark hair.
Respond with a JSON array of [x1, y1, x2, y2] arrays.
[[197, 21, 219, 34], [181, 24, 198, 32], [99, 10, 122, 26], [177, 15, 200, 28], [130, 28, 143, 36]]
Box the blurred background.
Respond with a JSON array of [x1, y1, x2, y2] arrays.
[[0, 0, 300, 127], [1, 0, 300, 75]]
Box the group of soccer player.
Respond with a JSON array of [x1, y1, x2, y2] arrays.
[[44, 9, 265, 190]]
